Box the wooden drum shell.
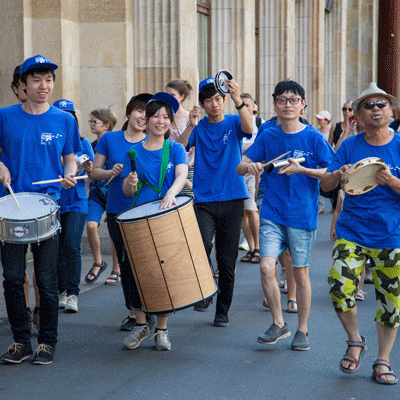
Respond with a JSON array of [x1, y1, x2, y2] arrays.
[[117, 197, 217, 314]]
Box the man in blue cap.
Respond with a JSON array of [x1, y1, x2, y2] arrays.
[[177, 75, 253, 327], [0, 55, 82, 365]]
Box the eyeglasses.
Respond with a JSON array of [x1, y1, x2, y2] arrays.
[[342, 107, 353, 112], [362, 100, 388, 110], [88, 120, 104, 125], [275, 97, 301, 106]]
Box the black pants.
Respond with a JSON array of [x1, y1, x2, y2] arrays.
[[106, 213, 142, 310], [194, 199, 244, 316]]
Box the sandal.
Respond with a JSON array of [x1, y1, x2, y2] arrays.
[[372, 359, 398, 385], [287, 300, 298, 313], [84, 261, 107, 284], [250, 249, 260, 264], [104, 271, 121, 285], [240, 250, 254, 263], [339, 335, 367, 374]]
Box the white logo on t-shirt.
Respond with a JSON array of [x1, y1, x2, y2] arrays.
[[41, 132, 62, 145], [167, 162, 173, 171], [223, 129, 232, 145], [293, 150, 312, 158]]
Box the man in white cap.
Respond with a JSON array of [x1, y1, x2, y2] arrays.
[[321, 82, 400, 384]]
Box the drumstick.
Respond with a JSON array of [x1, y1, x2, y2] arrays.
[[261, 151, 291, 168], [5, 182, 21, 210], [127, 148, 137, 173], [32, 175, 88, 185], [106, 175, 116, 186]]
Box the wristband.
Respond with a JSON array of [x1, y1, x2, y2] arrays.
[[235, 102, 245, 110]]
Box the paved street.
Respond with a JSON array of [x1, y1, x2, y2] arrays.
[[0, 212, 398, 400]]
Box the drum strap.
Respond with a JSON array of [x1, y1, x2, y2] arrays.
[[130, 140, 171, 207]]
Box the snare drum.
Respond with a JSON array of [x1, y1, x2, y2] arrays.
[[0, 193, 60, 244], [341, 157, 386, 195], [117, 195, 217, 314]]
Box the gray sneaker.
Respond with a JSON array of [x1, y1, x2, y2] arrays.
[[123, 325, 150, 349], [257, 323, 291, 344], [154, 330, 171, 351], [291, 330, 310, 351]]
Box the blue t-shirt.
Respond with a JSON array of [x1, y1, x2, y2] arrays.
[[95, 130, 147, 214], [0, 104, 82, 200], [327, 133, 400, 248], [246, 124, 334, 229], [121, 140, 188, 207], [188, 114, 250, 202], [59, 137, 95, 214]]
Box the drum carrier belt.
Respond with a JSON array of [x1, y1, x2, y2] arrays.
[[130, 140, 171, 207]]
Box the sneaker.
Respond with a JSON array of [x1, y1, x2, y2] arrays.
[[283, 279, 288, 294], [0, 342, 33, 364], [120, 316, 137, 331], [154, 330, 171, 351], [65, 295, 78, 313], [239, 239, 249, 251], [32, 307, 40, 331], [32, 344, 55, 365], [123, 325, 151, 349], [279, 267, 286, 288], [59, 291, 68, 309], [213, 314, 229, 327], [257, 323, 291, 344], [355, 289, 366, 301], [291, 330, 310, 351], [364, 270, 373, 284], [193, 297, 213, 312]]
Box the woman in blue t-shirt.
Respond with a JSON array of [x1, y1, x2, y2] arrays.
[[122, 92, 188, 351]]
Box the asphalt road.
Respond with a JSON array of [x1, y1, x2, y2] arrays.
[[0, 212, 399, 400]]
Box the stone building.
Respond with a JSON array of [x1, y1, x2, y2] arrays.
[[0, 0, 395, 137]]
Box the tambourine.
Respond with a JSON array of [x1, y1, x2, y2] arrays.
[[214, 70, 233, 95], [340, 157, 386, 195], [75, 154, 90, 175], [266, 157, 305, 174]]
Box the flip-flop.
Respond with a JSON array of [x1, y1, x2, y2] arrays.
[[84, 262, 107, 284], [287, 300, 298, 313], [339, 335, 367, 374], [372, 359, 398, 385]]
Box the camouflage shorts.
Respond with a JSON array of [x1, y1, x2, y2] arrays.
[[328, 238, 400, 328]]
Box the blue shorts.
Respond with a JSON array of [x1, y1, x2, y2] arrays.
[[87, 199, 106, 224], [259, 219, 316, 267]]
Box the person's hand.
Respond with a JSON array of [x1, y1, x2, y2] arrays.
[[0, 163, 11, 186], [333, 164, 351, 181], [189, 106, 201, 127], [126, 171, 138, 188], [343, 115, 356, 135], [330, 228, 337, 241], [111, 163, 123, 177], [82, 160, 93, 173], [247, 162, 264, 176], [225, 79, 240, 103], [59, 174, 77, 189], [159, 193, 176, 210], [376, 165, 394, 187], [278, 158, 304, 175]]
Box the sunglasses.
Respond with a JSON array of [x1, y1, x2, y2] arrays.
[[362, 100, 388, 110], [342, 107, 352, 112]]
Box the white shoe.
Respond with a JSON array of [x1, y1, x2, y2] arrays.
[[239, 239, 249, 251], [59, 291, 68, 309], [279, 268, 286, 288], [65, 295, 78, 313], [154, 330, 171, 351]]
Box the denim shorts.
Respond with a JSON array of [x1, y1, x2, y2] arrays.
[[259, 218, 316, 267], [87, 199, 106, 224]]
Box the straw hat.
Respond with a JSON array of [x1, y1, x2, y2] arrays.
[[352, 82, 397, 112]]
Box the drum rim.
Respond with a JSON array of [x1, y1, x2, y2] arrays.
[[341, 157, 385, 195], [116, 195, 194, 223]]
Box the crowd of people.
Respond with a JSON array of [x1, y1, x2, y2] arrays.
[[0, 54, 399, 386]]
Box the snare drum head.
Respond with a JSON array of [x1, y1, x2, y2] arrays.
[[117, 195, 193, 222], [341, 157, 385, 195], [214, 70, 233, 95], [0, 192, 58, 220]]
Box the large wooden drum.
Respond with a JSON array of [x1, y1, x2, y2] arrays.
[[117, 195, 217, 314]]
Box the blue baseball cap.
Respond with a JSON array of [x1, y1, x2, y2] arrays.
[[20, 55, 58, 76], [199, 77, 214, 93], [53, 99, 75, 112], [147, 92, 180, 116]]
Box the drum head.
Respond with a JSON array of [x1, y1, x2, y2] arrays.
[[341, 157, 385, 195], [214, 70, 233, 95], [116, 195, 193, 222], [0, 192, 58, 220]]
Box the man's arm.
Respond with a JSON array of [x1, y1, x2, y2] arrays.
[[320, 165, 349, 192], [61, 153, 78, 189], [237, 156, 264, 176], [226, 80, 253, 134], [175, 106, 201, 147]]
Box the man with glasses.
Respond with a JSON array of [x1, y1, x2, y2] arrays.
[[237, 80, 334, 350], [321, 82, 400, 385]]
